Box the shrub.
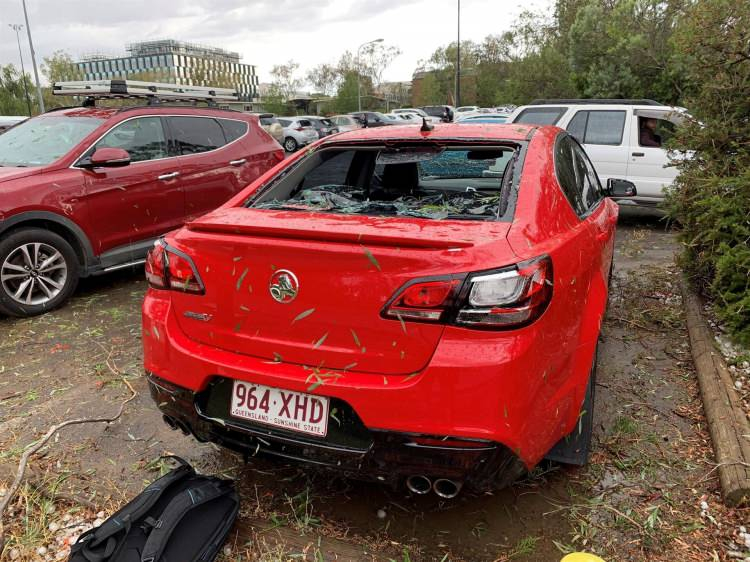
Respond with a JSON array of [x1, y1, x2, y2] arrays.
[[666, 0, 750, 344]]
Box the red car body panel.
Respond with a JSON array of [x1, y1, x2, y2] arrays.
[[0, 106, 283, 271], [142, 124, 619, 472]]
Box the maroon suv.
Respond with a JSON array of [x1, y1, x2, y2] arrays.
[[0, 105, 284, 317]]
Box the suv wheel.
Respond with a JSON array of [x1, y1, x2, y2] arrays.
[[284, 137, 298, 152], [0, 228, 80, 317]]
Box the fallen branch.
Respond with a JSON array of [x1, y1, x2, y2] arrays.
[[0, 378, 136, 550]]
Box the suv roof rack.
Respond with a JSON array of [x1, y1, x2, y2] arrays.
[[52, 80, 239, 107], [528, 98, 665, 106]]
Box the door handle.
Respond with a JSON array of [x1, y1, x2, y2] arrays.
[[157, 172, 180, 180], [631, 152, 645, 157], [229, 158, 247, 166]]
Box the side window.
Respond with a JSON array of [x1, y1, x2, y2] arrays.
[[219, 119, 248, 143], [95, 117, 167, 163], [300, 151, 355, 188], [514, 107, 566, 125], [298, 120, 312, 128], [637, 116, 675, 148], [555, 135, 586, 216], [566, 110, 626, 146], [572, 142, 603, 210], [169, 117, 225, 155]]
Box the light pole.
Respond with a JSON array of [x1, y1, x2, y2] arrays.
[[455, 0, 461, 108], [357, 38, 383, 112], [21, 0, 45, 113], [9, 24, 32, 116]]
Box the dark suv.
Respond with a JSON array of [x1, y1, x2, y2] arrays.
[[0, 105, 284, 317]]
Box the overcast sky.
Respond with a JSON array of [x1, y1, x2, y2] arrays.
[[0, 0, 552, 86]]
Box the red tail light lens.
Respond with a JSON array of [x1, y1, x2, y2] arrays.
[[145, 241, 204, 295], [145, 243, 166, 289], [384, 279, 459, 322], [382, 255, 552, 329], [455, 256, 552, 328]]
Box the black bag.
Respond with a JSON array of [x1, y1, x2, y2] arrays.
[[69, 457, 239, 562]]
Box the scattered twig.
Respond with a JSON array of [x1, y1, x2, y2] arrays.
[[0, 378, 136, 549]]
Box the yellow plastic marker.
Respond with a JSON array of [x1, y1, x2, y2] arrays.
[[561, 554, 606, 562]]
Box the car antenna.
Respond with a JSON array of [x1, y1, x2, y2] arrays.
[[420, 117, 434, 132]]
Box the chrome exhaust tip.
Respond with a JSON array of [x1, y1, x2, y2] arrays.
[[433, 478, 462, 499], [406, 475, 432, 495]]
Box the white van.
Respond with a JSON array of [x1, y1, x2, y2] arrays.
[[508, 99, 688, 208]]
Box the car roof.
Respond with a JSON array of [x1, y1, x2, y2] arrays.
[[515, 103, 681, 112], [319, 122, 543, 144], [43, 105, 250, 120]]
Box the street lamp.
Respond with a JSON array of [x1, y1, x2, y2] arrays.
[[357, 38, 383, 112], [22, 0, 45, 113], [8, 24, 32, 116]]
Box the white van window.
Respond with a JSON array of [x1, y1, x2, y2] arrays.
[[514, 107, 566, 125], [566, 110, 626, 146], [637, 116, 675, 148]]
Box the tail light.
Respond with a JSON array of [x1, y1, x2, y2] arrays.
[[145, 240, 204, 295], [294, 127, 304, 132], [382, 255, 552, 329], [383, 279, 459, 321]]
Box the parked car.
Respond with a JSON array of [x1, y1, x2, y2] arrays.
[[393, 108, 429, 119], [385, 112, 421, 125], [255, 113, 284, 145], [0, 105, 283, 317], [143, 122, 637, 496], [420, 105, 455, 123], [0, 116, 27, 133], [297, 116, 339, 138], [348, 111, 393, 128], [330, 115, 362, 133], [277, 118, 318, 152], [508, 99, 687, 207], [455, 113, 509, 124], [453, 106, 479, 120]]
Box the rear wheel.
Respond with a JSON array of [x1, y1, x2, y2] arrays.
[[284, 137, 298, 152], [544, 346, 597, 466], [0, 228, 80, 317]]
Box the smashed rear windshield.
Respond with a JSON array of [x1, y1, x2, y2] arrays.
[[248, 145, 520, 221]]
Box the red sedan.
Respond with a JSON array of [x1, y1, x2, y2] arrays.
[[142, 123, 636, 497]]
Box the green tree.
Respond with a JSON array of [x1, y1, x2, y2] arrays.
[[666, 0, 750, 343], [0, 64, 34, 116]]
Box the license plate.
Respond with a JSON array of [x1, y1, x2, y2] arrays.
[[230, 381, 329, 437]]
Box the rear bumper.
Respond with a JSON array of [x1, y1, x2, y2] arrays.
[[147, 373, 523, 488], [142, 290, 590, 476]]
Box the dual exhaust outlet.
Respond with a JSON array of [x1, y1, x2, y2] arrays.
[[406, 475, 463, 499]]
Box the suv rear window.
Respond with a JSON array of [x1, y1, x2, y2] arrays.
[[169, 116, 225, 155], [219, 119, 248, 143], [249, 145, 520, 221], [513, 107, 566, 125]]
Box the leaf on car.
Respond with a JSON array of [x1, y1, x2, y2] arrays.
[[233, 322, 243, 333], [236, 268, 249, 291], [405, 372, 419, 381], [239, 305, 250, 312], [350, 329, 361, 347], [292, 308, 316, 324], [343, 362, 357, 371], [362, 247, 381, 271], [312, 332, 329, 349], [152, 325, 160, 340], [233, 256, 242, 262], [396, 313, 407, 334], [273, 352, 282, 363]]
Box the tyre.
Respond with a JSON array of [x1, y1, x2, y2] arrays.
[[544, 346, 597, 466], [283, 137, 298, 152], [0, 228, 80, 317]]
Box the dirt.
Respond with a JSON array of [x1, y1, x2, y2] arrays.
[[2, 209, 749, 561]]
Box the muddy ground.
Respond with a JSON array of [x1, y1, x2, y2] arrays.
[[1, 210, 748, 561]]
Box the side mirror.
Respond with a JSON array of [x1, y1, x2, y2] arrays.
[[607, 178, 637, 197], [87, 147, 131, 168]]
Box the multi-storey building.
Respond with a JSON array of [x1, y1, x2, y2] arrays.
[[75, 40, 259, 108]]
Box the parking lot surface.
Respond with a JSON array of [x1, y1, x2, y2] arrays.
[[0, 211, 743, 561]]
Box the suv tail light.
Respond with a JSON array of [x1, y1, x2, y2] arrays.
[[145, 240, 204, 295], [382, 256, 552, 329], [294, 127, 305, 132]]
